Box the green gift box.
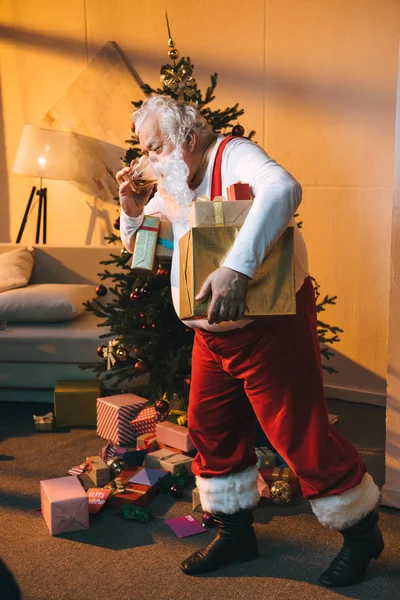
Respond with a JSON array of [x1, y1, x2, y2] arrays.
[[54, 379, 102, 427], [131, 216, 160, 274]]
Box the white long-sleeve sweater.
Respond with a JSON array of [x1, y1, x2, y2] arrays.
[[120, 136, 309, 332]]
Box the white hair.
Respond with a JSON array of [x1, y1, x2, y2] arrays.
[[132, 95, 212, 145]]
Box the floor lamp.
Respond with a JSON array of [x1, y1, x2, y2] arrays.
[[13, 125, 75, 244]]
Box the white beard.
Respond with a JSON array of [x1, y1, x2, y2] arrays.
[[155, 147, 194, 222]]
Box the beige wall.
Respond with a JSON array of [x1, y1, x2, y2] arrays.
[[1, 0, 400, 402]]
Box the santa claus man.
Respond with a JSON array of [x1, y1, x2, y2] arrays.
[[116, 95, 383, 587]]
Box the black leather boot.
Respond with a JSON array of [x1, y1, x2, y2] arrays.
[[181, 509, 258, 575], [319, 510, 384, 587]]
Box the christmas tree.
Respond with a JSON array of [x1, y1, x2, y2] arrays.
[[81, 18, 342, 404]]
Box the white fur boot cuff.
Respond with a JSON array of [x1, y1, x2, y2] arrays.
[[196, 465, 260, 515], [309, 472, 380, 530]]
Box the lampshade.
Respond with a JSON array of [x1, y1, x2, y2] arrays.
[[13, 125, 76, 180]]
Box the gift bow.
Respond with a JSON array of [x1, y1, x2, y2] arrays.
[[103, 341, 117, 370], [33, 411, 54, 423]]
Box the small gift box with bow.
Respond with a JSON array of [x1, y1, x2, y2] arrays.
[[144, 448, 193, 476], [136, 433, 160, 452], [33, 411, 54, 432], [85, 455, 111, 487], [130, 215, 160, 274]]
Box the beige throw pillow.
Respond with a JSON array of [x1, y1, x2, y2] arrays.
[[0, 247, 35, 293], [0, 284, 96, 322]]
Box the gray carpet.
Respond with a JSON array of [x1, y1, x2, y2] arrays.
[[0, 398, 399, 600]]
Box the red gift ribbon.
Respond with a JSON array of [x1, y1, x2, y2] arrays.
[[139, 225, 158, 232]]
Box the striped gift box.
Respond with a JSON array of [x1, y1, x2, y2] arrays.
[[67, 462, 87, 476], [96, 394, 148, 445]]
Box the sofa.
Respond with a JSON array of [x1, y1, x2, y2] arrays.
[[0, 244, 116, 403]]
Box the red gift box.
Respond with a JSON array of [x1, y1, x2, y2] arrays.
[[97, 393, 147, 445], [130, 405, 158, 437], [226, 182, 252, 201], [111, 482, 157, 507], [259, 466, 299, 494]]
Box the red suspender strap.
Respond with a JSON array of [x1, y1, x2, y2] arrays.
[[210, 136, 236, 200]]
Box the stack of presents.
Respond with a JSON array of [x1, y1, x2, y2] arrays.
[[38, 384, 300, 536], [129, 182, 296, 318], [38, 182, 300, 536]]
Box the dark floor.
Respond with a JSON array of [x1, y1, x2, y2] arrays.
[[0, 397, 399, 600]]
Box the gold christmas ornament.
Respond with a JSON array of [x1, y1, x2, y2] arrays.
[[120, 248, 131, 259], [270, 480, 294, 506], [163, 9, 196, 100], [168, 48, 179, 61], [161, 63, 196, 98], [115, 346, 128, 361]]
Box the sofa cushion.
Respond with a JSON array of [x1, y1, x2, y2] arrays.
[[0, 311, 108, 363], [0, 247, 34, 293], [0, 283, 96, 322]]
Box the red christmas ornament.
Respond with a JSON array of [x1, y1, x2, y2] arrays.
[[97, 344, 106, 358], [134, 361, 147, 375], [170, 484, 183, 499], [184, 377, 191, 386], [129, 291, 141, 301], [232, 124, 245, 137], [155, 399, 169, 415], [113, 217, 120, 230], [202, 512, 217, 527], [157, 266, 169, 278], [96, 284, 107, 297]]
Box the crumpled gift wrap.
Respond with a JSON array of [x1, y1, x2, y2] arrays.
[[115, 504, 154, 522], [179, 226, 295, 320], [189, 198, 252, 228], [130, 215, 160, 273]]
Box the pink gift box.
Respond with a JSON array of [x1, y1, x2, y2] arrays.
[[97, 393, 147, 445], [40, 475, 89, 536], [156, 421, 196, 453]]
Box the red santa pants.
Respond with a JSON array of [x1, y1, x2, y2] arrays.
[[188, 277, 366, 502]]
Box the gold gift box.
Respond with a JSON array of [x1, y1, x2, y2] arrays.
[[130, 216, 160, 273], [54, 379, 102, 427], [179, 226, 295, 319], [189, 199, 252, 228]]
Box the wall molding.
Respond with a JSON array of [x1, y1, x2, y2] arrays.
[[325, 384, 386, 408]]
